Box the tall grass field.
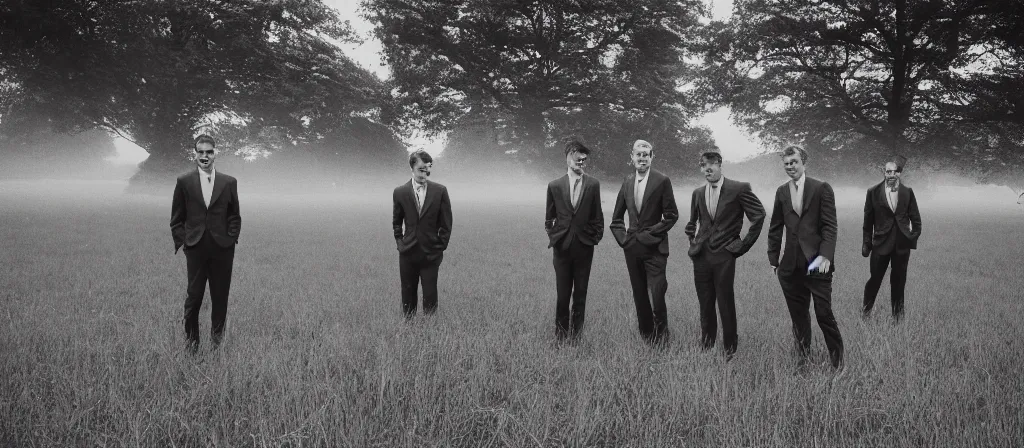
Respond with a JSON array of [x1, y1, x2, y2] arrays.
[[1, 179, 1022, 447]]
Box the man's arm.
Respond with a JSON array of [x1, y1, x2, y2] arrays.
[[392, 190, 404, 243], [907, 188, 922, 241], [545, 183, 556, 234], [645, 178, 679, 238], [684, 189, 699, 241], [862, 188, 874, 257], [226, 179, 241, 242], [437, 187, 453, 250], [766, 188, 783, 267], [818, 182, 838, 262], [170, 178, 186, 253], [586, 181, 604, 243], [609, 183, 628, 247], [737, 183, 765, 255]]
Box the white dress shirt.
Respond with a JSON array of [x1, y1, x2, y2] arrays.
[[199, 168, 216, 208], [635, 170, 650, 211], [885, 181, 899, 211], [567, 168, 583, 208], [412, 178, 427, 213], [706, 176, 724, 219], [789, 173, 806, 215]]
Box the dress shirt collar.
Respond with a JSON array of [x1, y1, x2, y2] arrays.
[[707, 176, 724, 189], [198, 167, 216, 182], [792, 173, 806, 189], [567, 168, 583, 183], [636, 170, 650, 182], [886, 180, 900, 192], [411, 177, 426, 190]]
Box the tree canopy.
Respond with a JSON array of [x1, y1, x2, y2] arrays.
[[706, 0, 1024, 182], [1, 0, 389, 184], [364, 0, 712, 172]]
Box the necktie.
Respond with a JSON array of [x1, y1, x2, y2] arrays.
[[635, 176, 644, 211], [571, 177, 581, 208], [791, 180, 802, 216], [415, 185, 423, 214], [708, 184, 719, 219]]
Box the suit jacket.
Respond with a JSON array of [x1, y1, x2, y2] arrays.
[[767, 176, 838, 274], [862, 182, 921, 255], [393, 180, 453, 261], [170, 170, 241, 254], [545, 173, 604, 249], [685, 177, 765, 258], [609, 169, 679, 256]]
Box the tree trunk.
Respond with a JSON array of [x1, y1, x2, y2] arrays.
[[125, 140, 193, 194]]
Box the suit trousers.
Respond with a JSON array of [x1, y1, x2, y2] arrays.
[[863, 249, 911, 320], [399, 247, 443, 317], [183, 232, 235, 349], [693, 249, 738, 353], [552, 238, 594, 338], [624, 245, 669, 342], [777, 268, 844, 368]]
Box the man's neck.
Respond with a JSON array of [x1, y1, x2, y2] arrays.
[[707, 176, 723, 186], [199, 166, 215, 176], [412, 178, 426, 187], [568, 168, 583, 179], [636, 169, 649, 179]]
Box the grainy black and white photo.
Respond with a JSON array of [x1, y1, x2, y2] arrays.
[[2, 0, 1022, 446]]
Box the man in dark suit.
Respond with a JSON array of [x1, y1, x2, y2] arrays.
[[767, 145, 844, 369], [684, 148, 765, 356], [862, 159, 922, 321], [393, 150, 453, 318], [170, 134, 242, 353], [611, 139, 679, 344], [545, 141, 604, 341]]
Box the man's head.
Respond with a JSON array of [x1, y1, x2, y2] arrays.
[[409, 150, 432, 184], [884, 161, 902, 187], [780, 144, 808, 181], [699, 148, 723, 183], [194, 134, 217, 172], [631, 139, 654, 174], [564, 140, 590, 174]]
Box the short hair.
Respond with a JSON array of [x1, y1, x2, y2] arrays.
[[885, 161, 903, 173], [194, 134, 216, 150], [700, 150, 723, 165], [780, 145, 808, 163], [632, 139, 653, 153], [409, 149, 433, 168], [564, 140, 591, 157]]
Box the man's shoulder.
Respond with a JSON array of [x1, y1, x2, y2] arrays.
[[583, 174, 600, 187], [427, 180, 447, 190], [218, 172, 237, 183], [176, 171, 196, 182], [722, 177, 750, 190], [548, 175, 567, 188]]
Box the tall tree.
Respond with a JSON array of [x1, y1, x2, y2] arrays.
[[0, 0, 385, 184], [364, 0, 710, 169], [706, 0, 1024, 181]]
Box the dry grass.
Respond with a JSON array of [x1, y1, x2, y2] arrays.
[[1, 181, 1022, 447]]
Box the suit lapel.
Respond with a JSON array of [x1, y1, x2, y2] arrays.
[[209, 173, 226, 208], [896, 184, 908, 213], [781, 181, 794, 215], [625, 173, 638, 216], [640, 171, 658, 214], [190, 171, 207, 210], [800, 177, 814, 216], [572, 174, 587, 213], [419, 181, 435, 218], [561, 175, 573, 213], [404, 180, 419, 223], [700, 184, 711, 223], [876, 183, 891, 215]]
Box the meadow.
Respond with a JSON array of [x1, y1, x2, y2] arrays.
[[1, 179, 1022, 447]]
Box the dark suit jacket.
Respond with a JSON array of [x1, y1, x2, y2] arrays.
[[170, 170, 241, 254], [862, 182, 921, 255], [545, 173, 604, 248], [393, 180, 453, 261], [767, 176, 838, 274], [610, 169, 679, 256], [685, 177, 765, 258]]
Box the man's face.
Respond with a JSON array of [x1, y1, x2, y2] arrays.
[[884, 162, 901, 187], [632, 145, 653, 174], [699, 156, 722, 183], [195, 142, 216, 171], [566, 150, 587, 174], [411, 158, 431, 184], [782, 153, 805, 180]]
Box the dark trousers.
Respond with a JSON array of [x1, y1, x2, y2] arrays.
[[693, 249, 738, 354], [552, 239, 595, 339], [399, 247, 443, 317], [863, 249, 911, 320], [624, 247, 669, 343], [777, 268, 844, 368], [183, 233, 235, 350]]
